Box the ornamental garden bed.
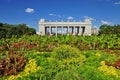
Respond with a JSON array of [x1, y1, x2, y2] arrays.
[[0, 34, 120, 80]]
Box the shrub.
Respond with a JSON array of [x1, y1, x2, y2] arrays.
[[52, 45, 85, 60], [0, 56, 27, 76], [53, 69, 82, 80]]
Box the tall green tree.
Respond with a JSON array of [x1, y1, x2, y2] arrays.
[[99, 24, 120, 35], [0, 23, 36, 38]]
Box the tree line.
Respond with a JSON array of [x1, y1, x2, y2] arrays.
[[99, 24, 120, 35], [0, 22, 120, 39], [0, 23, 36, 39]]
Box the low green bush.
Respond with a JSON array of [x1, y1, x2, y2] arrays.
[[53, 69, 82, 80], [52, 45, 85, 60]]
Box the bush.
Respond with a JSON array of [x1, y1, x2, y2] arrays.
[[52, 45, 85, 60], [53, 69, 82, 80]]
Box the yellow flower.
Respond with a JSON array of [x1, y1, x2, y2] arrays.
[[8, 59, 42, 80], [98, 61, 118, 77], [95, 53, 101, 57], [100, 61, 105, 65]]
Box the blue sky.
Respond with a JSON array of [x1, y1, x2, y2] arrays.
[[0, 0, 120, 32]]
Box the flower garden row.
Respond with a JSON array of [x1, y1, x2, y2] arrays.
[[0, 34, 120, 80]]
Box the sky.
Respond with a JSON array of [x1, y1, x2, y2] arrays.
[[0, 0, 120, 32]]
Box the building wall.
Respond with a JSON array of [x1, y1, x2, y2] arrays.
[[38, 18, 92, 36], [91, 28, 98, 35]]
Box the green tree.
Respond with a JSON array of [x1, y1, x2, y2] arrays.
[[0, 23, 36, 39], [99, 24, 120, 35]]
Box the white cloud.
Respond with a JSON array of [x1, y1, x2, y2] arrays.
[[49, 13, 56, 16], [114, 1, 120, 5], [48, 13, 62, 18], [67, 16, 73, 20], [25, 8, 35, 13], [101, 20, 111, 25], [84, 16, 96, 21]]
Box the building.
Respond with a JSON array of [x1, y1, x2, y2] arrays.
[[38, 18, 92, 36], [91, 28, 98, 35]]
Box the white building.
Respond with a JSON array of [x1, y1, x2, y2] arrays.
[[38, 18, 92, 36], [91, 28, 98, 35]]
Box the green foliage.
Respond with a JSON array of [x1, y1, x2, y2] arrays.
[[53, 69, 82, 80], [0, 23, 36, 39], [0, 34, 120, 80], [99, 24, 120, 35], [77, 50, 120, 80], [52, 45, 84, 60]]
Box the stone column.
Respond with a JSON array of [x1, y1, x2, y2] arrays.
[[56, 26, 57, 36], [67, 26, 70, 35], [78, 26, 81, 35], [62, 26, 63, 35], [73, 26, 75, 35], [50, 26, 51, 35]]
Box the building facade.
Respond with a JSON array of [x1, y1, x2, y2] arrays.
[[91, 28, 98, 35], [38, 18, 92, 36]]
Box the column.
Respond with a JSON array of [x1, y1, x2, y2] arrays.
[[68, 26, 69, 35], [50, 26, 51, 35], [62, 26, 63, 35], [78, 26, 81, 35], [77, 27, 79, 35], [73, 26, 75, 35], [56, 26, 57, 36]]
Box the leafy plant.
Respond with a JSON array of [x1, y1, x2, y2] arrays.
[[54, 69, 82, 80], [0, 56, 27, 76], [52, 45, 85, 60]]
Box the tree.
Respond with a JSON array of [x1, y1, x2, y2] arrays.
[[0, 23, 36, 39], [99, 24, 120, 35]]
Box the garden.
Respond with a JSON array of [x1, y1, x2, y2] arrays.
[[0, 34, 120, 80]]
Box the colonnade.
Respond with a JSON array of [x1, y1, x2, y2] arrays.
[[39, 18, 92, 36], [45, 26, 85, 36]]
